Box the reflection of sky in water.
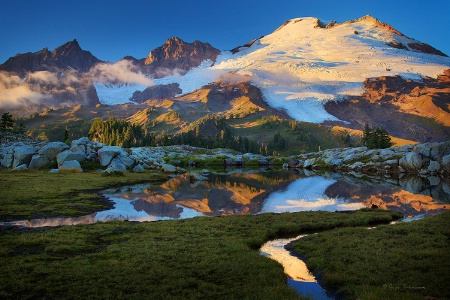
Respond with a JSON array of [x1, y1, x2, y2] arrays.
[[94, 198, 159, 222], [261, 176, 365, 213], [2, 172, 448, 228], [260, 235, 333, 300]]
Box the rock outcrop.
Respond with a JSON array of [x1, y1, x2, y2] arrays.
[[142, 37, 220, 76], [292, 141, 450, 176], [324, 70, 450, 142], [130, 83, 182, 103], [1, 132, 449, 178]]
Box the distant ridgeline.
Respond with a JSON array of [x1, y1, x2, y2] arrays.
[[86, 115, 357, 155]]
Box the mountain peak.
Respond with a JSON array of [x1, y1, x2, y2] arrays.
[[0, 39, 101, 74], [350, 15, 404, 36], [52, 39, 83, 58], [143, 37, 220, 73]]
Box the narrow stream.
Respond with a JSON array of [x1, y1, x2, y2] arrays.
[[260, 235, 333, 300]]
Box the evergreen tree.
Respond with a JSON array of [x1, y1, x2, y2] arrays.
[[0, 112, 14, 131], [362, 124, 392, 149], [18, 123, 26, 134]]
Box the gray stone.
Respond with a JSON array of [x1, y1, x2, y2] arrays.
[[190, 171, 208, 181], [98, 146, 127, 166], [29, 154, 50, 169], [107, 157, 127, 172], [1, 150, 14, 168], [427, 176, 440, 186], [59, 160, 83, 172], [57, 147, 87, 165], [399, 151, 423, 172], [12, 145, 36, 168], [303, 158, 316, 169], [49, 168, 59, 173], [442, 154, 450, 173], [161, 163, 177, 173], [71, 137, 91, 147], [120, 156, 135, 168], [287, 159, 299, 168], [427, 160, 440, 173], [400, 176, 423, 194], [132, 164, 145, 173], [12, 164, 29, 171], [38, 142, 69, 160], [379, 148, 395, 158]]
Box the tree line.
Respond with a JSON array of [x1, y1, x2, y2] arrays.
[[0, 112, 26, 134]]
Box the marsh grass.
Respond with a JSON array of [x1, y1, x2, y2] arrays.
[[0, 170, 167, 221], [291, 211, 450, 300], [0, 210, 401, 300]]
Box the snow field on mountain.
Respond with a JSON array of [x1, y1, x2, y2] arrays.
[[93, 82, 147, 105], [210, 17, 450, 122], [95, 16, 450, 123]]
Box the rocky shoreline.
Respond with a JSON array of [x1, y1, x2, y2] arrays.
[[289, 141, 450, 177], [1, 131, 449, 178]]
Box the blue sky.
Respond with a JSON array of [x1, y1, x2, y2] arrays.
[[1, 0, 449, 63]]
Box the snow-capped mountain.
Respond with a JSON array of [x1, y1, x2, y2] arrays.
[[155, 15, 449, 123], [1, 15, 449, 144]]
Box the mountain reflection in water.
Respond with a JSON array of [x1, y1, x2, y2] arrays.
[[3, 170, 448, 227]]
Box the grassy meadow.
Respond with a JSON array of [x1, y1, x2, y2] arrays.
[[0, 170, 448, 299]]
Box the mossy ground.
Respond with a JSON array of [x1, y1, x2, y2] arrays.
[[0, 170, 167, 221], [0, 210, 401, 300], [291, 211, 450, 300]]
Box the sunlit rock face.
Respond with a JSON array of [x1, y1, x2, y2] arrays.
[[143, 37, 221, 75]]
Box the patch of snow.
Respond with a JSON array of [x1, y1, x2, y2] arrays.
[[94, 82, 147, 105]]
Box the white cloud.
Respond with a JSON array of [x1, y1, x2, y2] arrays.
[[28, 71, 59, 84], [88, 60, 153, 86], [0, 72, 49, 109]]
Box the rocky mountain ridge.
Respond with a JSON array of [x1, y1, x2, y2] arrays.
[[0, 39, 102, 75], [1, 14, 449, 148], [141, 37, 221, 76]]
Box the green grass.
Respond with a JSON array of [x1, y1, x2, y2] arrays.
[[0, 209, 401, 300], [0, 170, 167, 221], [291, 211, 450, 300]]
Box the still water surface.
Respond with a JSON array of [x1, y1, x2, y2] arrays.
[[4, 169, 448, 227]]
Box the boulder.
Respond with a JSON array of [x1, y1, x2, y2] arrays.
[[12, 164, 29, 171], [287, 159, 299, 168], [106, 157, 127, 172], [427, 160, 440, 173], [12, 145, 36, 168], [400, 176, 423, 194], [161, 163, 177, 173], [98, 146, 127, 166], [71, 137, 91, 147], [1, 150, 14, 168], [190, 171, 208, 181], [399, 151, 423, 172], [38, 142, 69, 160], [303, 158, 316, 169], [120, 156, 135, 168], [442, 154, 450, 173], [59, 160, 83, 173], [29, 154, 50, 169], [57, 147, 87, 165], [132, 164, 145, 173]]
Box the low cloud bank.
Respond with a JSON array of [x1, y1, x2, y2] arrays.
[[88, 60, 153, 86]]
